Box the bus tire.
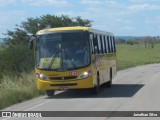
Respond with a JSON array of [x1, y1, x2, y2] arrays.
[[106, 69, 112, 88], [92, 74, 100, 94], [46, 90, 55, 97]]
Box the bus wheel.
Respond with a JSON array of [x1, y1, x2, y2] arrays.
[[92, 75, 100, 94], [106, 70, 112, 88], [46, 90, 55, 97]]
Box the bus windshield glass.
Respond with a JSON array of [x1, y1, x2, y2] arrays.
[[36, 31, 90, 71]]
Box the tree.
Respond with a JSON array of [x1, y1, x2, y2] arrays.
[[143, 36, 155, 48], [3, 28, 30, 45], [3, 14, 93, 45], [126, 39, 137, 45]]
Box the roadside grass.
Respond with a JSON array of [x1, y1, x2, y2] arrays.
[[0, 43, 160, 109], [116, 44, 160, 70], [0, 73, 45, 109]]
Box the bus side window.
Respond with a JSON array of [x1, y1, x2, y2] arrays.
[[90, 34, 94, 54], [113, 37, 116, 52], [103, 36, 107, 54], [107, 36, 111, 53], [102, 35, 106, 54], [110, 36, 113, 53], [105, 36, 108, 53], [97, 35, 101, 54], [100, 35, 104, 54], [111, 36, 115, 53], [93, 34, 98, 54]]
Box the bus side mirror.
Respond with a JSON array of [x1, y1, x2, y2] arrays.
[[29, 36, 35, 49], [29, 39, 33, 49]]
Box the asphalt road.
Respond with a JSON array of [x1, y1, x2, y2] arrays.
[[1, 64, 160, 120]]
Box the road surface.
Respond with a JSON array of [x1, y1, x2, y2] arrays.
[[1, 64, 160, 120]]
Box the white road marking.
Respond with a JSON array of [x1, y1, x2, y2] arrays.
[[24, 99, 54, 111]]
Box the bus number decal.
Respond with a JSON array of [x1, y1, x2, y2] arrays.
[[69, 71, 77, 76]]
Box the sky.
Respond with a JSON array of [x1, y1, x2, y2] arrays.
[[0, 0, 160, 37]]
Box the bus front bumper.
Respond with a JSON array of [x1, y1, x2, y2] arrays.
[[37, 77, 94, 90]]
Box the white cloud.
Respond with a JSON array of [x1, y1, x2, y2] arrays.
[[0, 0, 159, 36], [21, 0, 68, 7], [79, 1, 126, 17], [55, 11, 75, 17], [80, 0, 102, 5], [0, 11, 25, 23], [0, 0, 16, 6], [145, 16, 160, 24], [76, 0, 160, 35], [0, 11, 26, 37], [130, 0, 159, 2], [127, 4, 160, 10], [81, 0, 123, 8], [74, 1, 137, 35], [78, 0, 139, 23]]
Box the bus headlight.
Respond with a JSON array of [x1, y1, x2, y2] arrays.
[[36, 73, 48, 80], [77, 70, 91, 80]]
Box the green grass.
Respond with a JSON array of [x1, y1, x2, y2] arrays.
[[0, 43, 160, 109], [116, 43, 160, 70], [0, 73, 45, 109]]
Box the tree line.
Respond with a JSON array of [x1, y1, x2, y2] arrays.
[[116, 36, 160, 48], [3, 14, 92, 45]]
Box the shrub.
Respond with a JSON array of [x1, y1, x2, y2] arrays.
[[0, 45, 34, 81]]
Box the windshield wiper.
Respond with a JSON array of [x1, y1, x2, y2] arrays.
[[48, 51, 59, 69]]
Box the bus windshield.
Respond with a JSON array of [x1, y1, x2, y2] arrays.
[[36, 31, 90, 71]]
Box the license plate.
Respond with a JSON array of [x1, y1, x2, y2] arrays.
[[59, 86, 68, 90]]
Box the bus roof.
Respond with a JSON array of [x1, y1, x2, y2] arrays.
[[36, 26, 113, 36]]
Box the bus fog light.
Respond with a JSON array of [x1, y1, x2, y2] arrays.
[[36, 73, 48, 80], [78, 70, 91, 79]]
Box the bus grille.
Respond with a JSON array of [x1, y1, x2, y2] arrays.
[[49, 76, 77, 80]]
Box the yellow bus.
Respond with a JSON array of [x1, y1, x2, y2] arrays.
[[30, 26, 116, 96]]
